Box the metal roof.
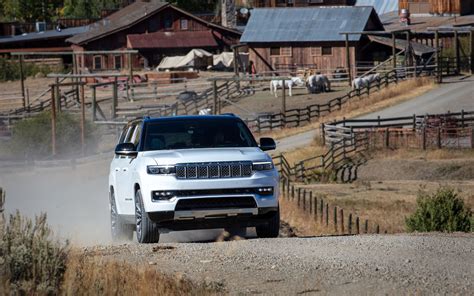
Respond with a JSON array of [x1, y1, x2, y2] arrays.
[[128, 31, 218, 49], [368, 35, 436, 56], [0, 26, 89, 44], [240, 6, 383, 43], [355, 0, 398, 16]]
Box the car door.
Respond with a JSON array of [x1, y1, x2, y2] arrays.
[[114, 124, 137, 208]]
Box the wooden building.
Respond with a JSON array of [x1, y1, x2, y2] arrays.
[[67, 1, 242, 71], [399, 0, 474, 16], [249, 0, 351, 7], [240, 6, 384, 76]]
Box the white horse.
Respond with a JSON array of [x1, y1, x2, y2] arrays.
[[352, 73, 381, 90], [306, 74, 331, 93], [270, 77, 305, 98]]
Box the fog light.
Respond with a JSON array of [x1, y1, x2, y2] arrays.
[[152, 191, 176, 201], [257, 187, 274, 196]]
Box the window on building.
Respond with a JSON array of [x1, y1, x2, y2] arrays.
[[280, 47, 292, 56], [311, 47, 321, 56], [114, 55, 122, 70], [180, 18, 188, 30], [322, 46, 332, 56], [270, 47, 280, 56], [94, 56, 102, 69], [164, 15, 173, 29]]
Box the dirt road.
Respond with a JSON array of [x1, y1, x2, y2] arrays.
[[89, 233, 473, 295]]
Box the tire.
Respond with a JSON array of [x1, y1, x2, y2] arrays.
[[110, 191, 134, 242], [256, 207, 280, 238], [135, 189, 160, 243]]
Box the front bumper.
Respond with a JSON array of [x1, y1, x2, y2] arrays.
[[148, 207, 278, 231]]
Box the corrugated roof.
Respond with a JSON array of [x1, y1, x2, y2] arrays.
[[67, 1, 168, 45], [128, 31, 218, 49], [368, 35, 436, 56], [0, 26, 89, 45], [355, 0, 398, 16], [240, 6, 382, 43]]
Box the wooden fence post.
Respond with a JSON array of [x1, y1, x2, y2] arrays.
[[112, 77, 118, 119], [92, 86, 97, 121], [437, 127, 441, 149], [291, 185, 295, 200], [325, 203, 329, 227], [340, 208, 344, 233], [213, 81, 218, 115], [454, 30, 460, 75], [80, 83, 86, 156], [51, 85, 57, 157], [303, 189, 306, 211], [384, 128, 389, 148], [356, 216, 360, 234], [364, 219, 368, 234], [412, 114, 416, 130], [334, 206, 337, 233], [470, 30, 474, 75], [348, 213, 352, 234], [376, 224, 380, 234], [297, 188, 301, 207], [320, 199, 323, 224], [471, 129, 474, 149], [422, 128, 427, 150]]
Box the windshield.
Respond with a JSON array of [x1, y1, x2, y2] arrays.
[[141, 119, 258, 151]]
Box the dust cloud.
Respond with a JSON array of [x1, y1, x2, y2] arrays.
[[0, 159, 222, 246]]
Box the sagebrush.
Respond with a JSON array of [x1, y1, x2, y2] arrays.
[[0, 210, 69, 294], [406, 187, 472, 232], [0, 58, 61, 82]]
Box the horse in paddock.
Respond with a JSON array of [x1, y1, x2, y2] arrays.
[[269, 77, 305, 98], [352, 73, 381, 90], [306, 74, 331, 93]]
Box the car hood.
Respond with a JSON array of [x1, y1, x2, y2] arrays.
[[140, 147, 270, 165]]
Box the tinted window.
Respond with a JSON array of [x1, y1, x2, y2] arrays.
[[141, 119, 257, 151]]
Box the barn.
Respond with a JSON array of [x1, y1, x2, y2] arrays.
[[240, 6, 385, 76], [67, 1, 242, 71], [399, 0, 474, 16]]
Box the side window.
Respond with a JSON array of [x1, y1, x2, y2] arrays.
[[118, 125, 131, 144], [130, 123, 142, 146]]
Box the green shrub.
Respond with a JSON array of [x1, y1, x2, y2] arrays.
[[8, 111, 97, 159], [406, 187, 472, 232], [0, 58, 60, 82], [0, 188, 69, 294]]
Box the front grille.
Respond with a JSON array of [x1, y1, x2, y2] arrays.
[[175, 162, 253, 179], [175, 196, 257, 211]]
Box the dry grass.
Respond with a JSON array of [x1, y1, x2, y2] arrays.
[[280, 196, 334, 237], [62, 251, 214, 296], [257, 78, 437, 140], [280, 139, 327, 167], [298, 180, 474, 234]]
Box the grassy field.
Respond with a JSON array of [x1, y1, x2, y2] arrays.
[[280, 149, 474, 236]]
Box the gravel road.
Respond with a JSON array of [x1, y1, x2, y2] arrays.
[[276, 76, 474, 153], [89, 233, 473, 295]]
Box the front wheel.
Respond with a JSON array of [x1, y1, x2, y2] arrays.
[[110, 191, 134, 242], [256, 208, 280, 238], [135, 189, 160, 243]]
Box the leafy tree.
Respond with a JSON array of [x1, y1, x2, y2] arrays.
[[169, 0, 219, 13]]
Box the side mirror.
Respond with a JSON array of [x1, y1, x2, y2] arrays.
[[115, 143, 137, 157], [259, 137, 276, 151]]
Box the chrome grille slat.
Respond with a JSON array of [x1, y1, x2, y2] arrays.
[[176, 162, 252, 179]]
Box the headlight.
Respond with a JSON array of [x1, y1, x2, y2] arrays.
[[147, 165, 176, 175], [252, 161, 274, 171]]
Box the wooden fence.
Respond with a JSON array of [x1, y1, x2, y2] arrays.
[[325, 110, 474, 150], [279, 174, 382, 235]]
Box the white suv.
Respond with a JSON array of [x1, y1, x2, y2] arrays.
[[109, 114, 280, 243]]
